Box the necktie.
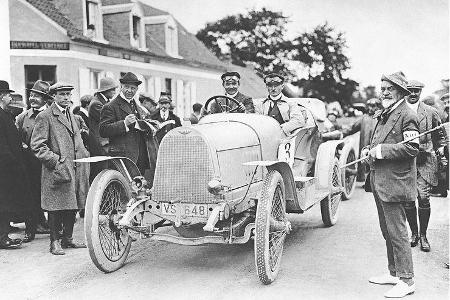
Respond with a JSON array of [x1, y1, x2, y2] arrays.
[[268, 100, 279, 115], [130, 99, 141, 119]]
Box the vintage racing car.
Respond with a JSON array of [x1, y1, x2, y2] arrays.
[[78, 96, 357, 284]]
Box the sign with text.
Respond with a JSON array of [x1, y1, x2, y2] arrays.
[[10, 41, 69, 50]]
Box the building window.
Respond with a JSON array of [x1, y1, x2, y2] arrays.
[[166, 25, 177, 55], [24, 65, 56, 104], [145, 77, 155, 99], [164, 78, 172, 95], [131, 15, 141, 48], [85, 0, 99, 39], [90, 70, 101, 90]]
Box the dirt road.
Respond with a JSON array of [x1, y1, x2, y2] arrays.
[[1, 186, 448, 300]]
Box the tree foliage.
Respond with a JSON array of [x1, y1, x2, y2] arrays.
[[197, 9, 359, 103], [196, 8, 293, 76]]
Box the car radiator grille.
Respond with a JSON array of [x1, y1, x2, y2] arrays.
[[152, 134, 216, 204]]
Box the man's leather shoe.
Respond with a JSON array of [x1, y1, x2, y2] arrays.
[[50, 240, 65, 255], [420, 234, 430, 252], [8, 225, 21, 233], [369, 274, 399, 285], [61, 238, 86, 249], [384, 281, 415, 298], [410, 233, 419, 247], [35, 224, 50, 235], [0, 237, 22, 249], [23, 232, 35, 243]]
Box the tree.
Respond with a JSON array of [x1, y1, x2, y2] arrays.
[[196, 8, 293, 77], [290, 23, 357, 103]]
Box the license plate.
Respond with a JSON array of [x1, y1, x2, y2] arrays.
[[160, 203, 209, 218]]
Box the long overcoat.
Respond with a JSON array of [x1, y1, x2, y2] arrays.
[[88, 93, 109, 156], [416, 102, 446, 186], [30, 103, 90, 211], [0, 107, 32, 214], [368, 100, 419, 202]]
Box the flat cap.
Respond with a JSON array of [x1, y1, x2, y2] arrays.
[[221, 71, 241, 81], [407, 80, 425, 89], [49, 82, 74, 94], [264, 73, 285, 84]]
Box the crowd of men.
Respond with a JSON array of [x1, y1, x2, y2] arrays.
[[0, 69, 448, 298]]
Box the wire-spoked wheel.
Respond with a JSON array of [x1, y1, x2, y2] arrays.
[[340, 144, 357, 200], [255, 170, 291, 285], [85, 169, 132, 273], [320, 158, 342, 226]]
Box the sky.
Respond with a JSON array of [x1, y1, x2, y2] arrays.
[[143, 0, 449, 96]]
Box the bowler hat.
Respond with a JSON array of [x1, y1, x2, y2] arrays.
[[97, 77, 118, 93], [49, 82, 74, 94], [0, 80, 15, 93], [221, 71, 241, 81], [264, 73, 285, 84], [381, 71, 410, 95], [407, 80, 425, 90], [119, 72, 142, 85], [29, 80, 52, 98]]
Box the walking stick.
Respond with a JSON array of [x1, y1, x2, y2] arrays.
[[340, 122, 448, 169]]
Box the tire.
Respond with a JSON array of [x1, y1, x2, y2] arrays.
[[320, 158, 342, 226], [85, 169, 132, 273], [340, 145, 357, 200], [255, 170, 289, 285]]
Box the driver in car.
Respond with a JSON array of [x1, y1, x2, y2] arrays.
[[254, 73, 306, 135], [209, 71, 255, 114]]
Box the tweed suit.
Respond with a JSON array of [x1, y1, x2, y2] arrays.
[[368, 99, 419, 278]]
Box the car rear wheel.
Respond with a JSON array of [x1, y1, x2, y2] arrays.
[[255, 170, 290, 285], [320, 158, 342, 226], [340, 145, 357, 200], [85, 169, 132, 273]]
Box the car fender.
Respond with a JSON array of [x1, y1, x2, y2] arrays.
[[314, 140, 344, 189], [74, 156, 141, 182], [243, 161, 298, 211]]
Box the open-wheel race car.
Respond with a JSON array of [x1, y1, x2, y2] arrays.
[[77, 96, 357, 284]]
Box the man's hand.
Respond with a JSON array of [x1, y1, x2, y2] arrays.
[[361, 147, 369, 158], [238, 102, 245, 112], [124, 114, 137, 127], [368, 147, 378, 158]]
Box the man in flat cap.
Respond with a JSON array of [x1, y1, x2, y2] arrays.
[[363, 72, 419, 298], [88, 77, 118, 182], [254, 73, 306, 135], [0, 80, 33, 249], [150, 92, 182, 144], [16, 80, 54, 242], [210, 71, 254, 114], [402, 80, 446, 253], [100, 72, 156, 182], [31, 82, 90, 255]]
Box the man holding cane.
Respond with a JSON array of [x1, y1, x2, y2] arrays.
[[363, 72, 419, 298]]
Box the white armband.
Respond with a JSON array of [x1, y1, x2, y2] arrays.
[[403, 130, 419, 144]]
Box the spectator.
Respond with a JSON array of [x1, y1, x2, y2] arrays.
[[31, 82, 90, 255], [0, 80, 32, 249], [73, 94, 92, 128], [150, 91, 182, 144], [139, 93, 157, 115], [190, 103, 202, 124]]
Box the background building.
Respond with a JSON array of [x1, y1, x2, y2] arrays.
[[6, 0, 265, 119]]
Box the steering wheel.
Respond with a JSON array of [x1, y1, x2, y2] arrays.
[[204, 95, 244, 114]]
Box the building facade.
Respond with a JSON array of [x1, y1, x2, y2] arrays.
[[6, 0, 266, 119]]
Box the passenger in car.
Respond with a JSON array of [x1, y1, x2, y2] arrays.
[[254, 73, 306, 135]]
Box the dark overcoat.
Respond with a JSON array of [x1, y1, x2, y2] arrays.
[[99, 95, 158, 174], [30, 103, 90, 211], [368, 100, 419, 202], [150, 108, 182, 144], [416, 102, 446, 186], [0, 107, 32, 214], [88, 94, 109, 156]]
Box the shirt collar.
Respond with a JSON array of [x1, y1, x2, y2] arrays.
[[269, 93, 283, 101], [120, 92, 137, 103], [406, 100, 419, 113], [80, 107, 88, 116], [99, 93, 109, 103], [160, 109, 169, 118], [54, 102, 66, 113]]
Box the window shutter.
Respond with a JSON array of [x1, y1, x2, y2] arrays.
[[78, 67, 90, 98], [176, 79, 184, 117]]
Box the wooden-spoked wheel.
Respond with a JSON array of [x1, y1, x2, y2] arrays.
[[85, 169, 132, 273], [320, 158, 342, 226], [340, 145, 357, 200], [255, 170, 291, 285]]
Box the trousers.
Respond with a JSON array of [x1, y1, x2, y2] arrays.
[[371, 178, 414, 278], [48, 210, 77, 242]]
